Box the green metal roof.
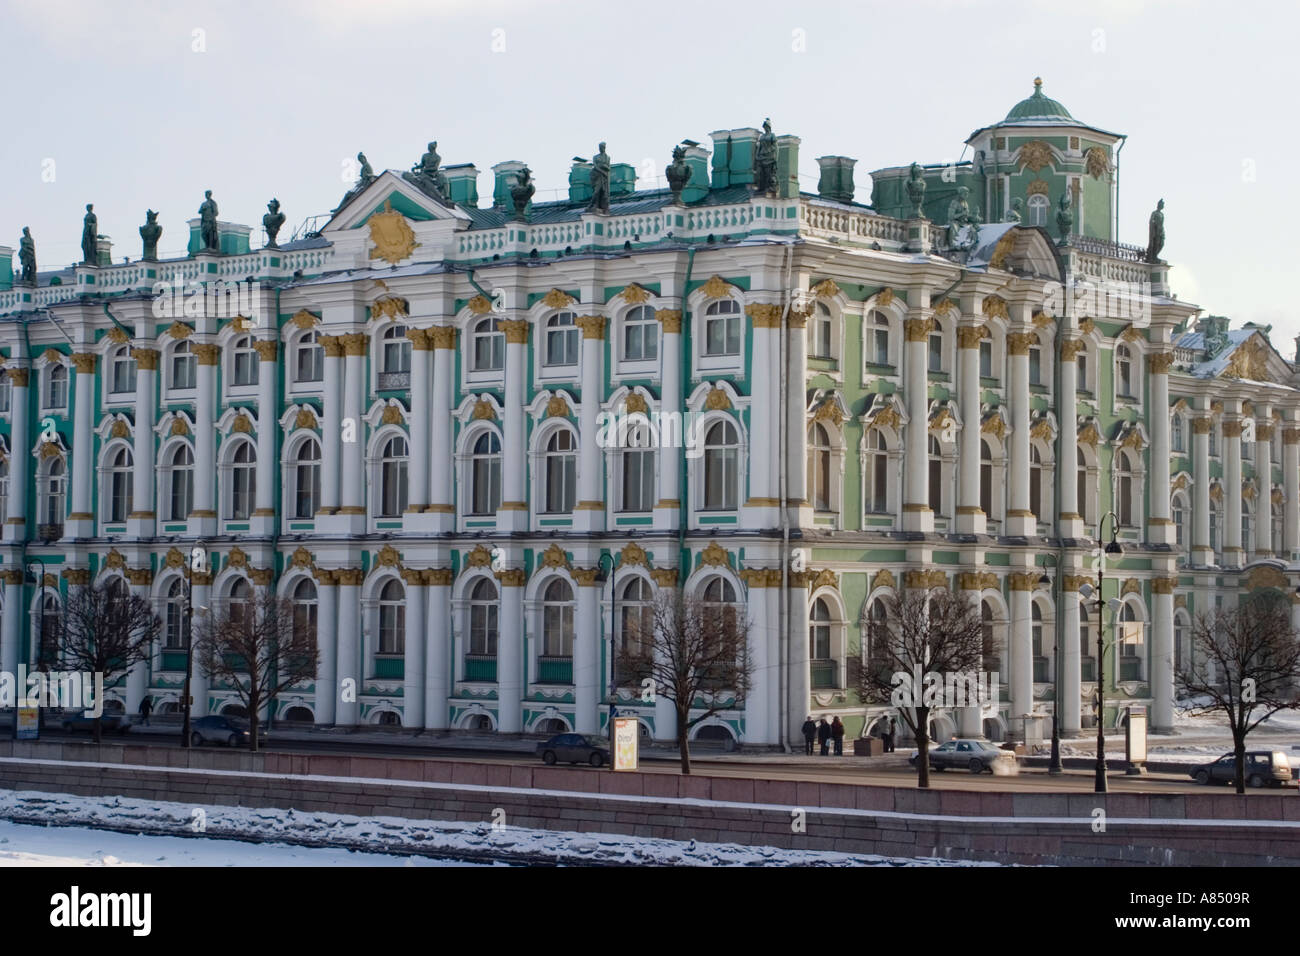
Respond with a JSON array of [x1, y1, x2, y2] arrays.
[[1004, 77, 1073, 121]]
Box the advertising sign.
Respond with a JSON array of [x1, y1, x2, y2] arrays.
[[613, 716, 639, 772], [16, 707, 39, 741], [1126, 704, 1147, 765]]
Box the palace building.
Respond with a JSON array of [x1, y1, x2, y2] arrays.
[[1, 79, 1296, 746]]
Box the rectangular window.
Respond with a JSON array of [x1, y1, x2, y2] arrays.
[[979, 341, 993, 379], [172, 355, 196, 390], [233, 351, 257, 387], [928, 333, 943, 372], [873, 329, 889, 366], [1076, 353, 1088, 391], [622, 449, 654, 513], [928, 458, 942, 512], [1029, 346, 1041, 385], [871, 454, 887, 513]]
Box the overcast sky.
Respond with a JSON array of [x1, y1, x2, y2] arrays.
[[1, 0, 1292, 348]]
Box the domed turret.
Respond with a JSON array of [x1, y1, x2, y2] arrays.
[[1004, 77, 1073, 122]]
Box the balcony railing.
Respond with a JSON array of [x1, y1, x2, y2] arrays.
[[377, 371, 410, 391], [537, 656, 572, 684], [810, 659, 839, 690], [464, 655, 497, 682], [38, 523, 63, 542], [373, 655, 404, 680]]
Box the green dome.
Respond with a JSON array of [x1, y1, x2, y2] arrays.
[[1004, 77, 1073, 121]]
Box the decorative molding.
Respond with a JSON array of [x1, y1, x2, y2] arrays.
[[541, 543, 570, 570], [1243, 565, 1289, 592], [575, 315, 606, 340], [380, 404, 404, 425], [1121, 577, 1141, 596], [374, 544, 403, 569], [700, 541, 731, 568], [981, 297, 1009, 321], [699, 275, 734, 300], [873, 569, 895, 591], [542, 288, 576, 310], [290, 309, 320, 329], [465, 544, 494, 568], [371, 296, 409, 321], [811, 278, 841, 300], [704, 387, 733, 411], [959, 571, 998, 591], [620, 282, 652, 304], [471, 399, 496, 421], [621, 542, 649, 567], [624, 393, 649, 415], [545, 394, 571, 418], [368, 199, 420, 264], [467, 294, 494, 315], [1018, 140, 1054, 172], [656, 309, 682, 333], [109, 420, 129, 439], [904, 569, 947, 590], [231, 413, 253, 434]]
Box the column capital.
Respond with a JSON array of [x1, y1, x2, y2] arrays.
[[429, 326, 459, 350], [4, 366, 29, 387], [70, 352, 97, 374], [903, 317, 934, 341], [1151, 576, 1179, 594], [745, 303, 782, 329], [406, 327, 432, 350], [1222, 420, 1245, 438], [1146, 351, 1174, 374], [341, 333, 368, 356], [131, 348, 159, 370], [500, 319, 531, 344], [1059, 337, 1085, 360], [320, 334, 346, 357], [1007, 332, 1037, 356], [1257, 423, 1275, 441], [253, 339, 278, 361], [1192, 417, 1215, 434], [655, 309, 682, 333], [956, 325, 988, 349], [576, 315, 606, 340], [193, 343, 221, 366]]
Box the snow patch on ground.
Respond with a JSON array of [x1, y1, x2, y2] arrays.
[[0, 789, 995, 867]]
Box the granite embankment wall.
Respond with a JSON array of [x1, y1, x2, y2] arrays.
[[2, 740, 1298, 865]]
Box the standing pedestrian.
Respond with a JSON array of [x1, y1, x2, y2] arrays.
[[817, 717, 831, 756], [886, 717, 897, 753], [831, 716, 845, 756], [801, 716, 817, 756], [138, 696, 152, 727]]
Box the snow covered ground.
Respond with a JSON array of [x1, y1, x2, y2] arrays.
[[0, 790, 995, 867]]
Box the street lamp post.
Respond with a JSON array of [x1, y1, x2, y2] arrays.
[[181, 543, 205, 749], [1079, 512, 1123, 794]]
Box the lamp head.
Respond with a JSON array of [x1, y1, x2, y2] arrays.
[[1103, 539, 1123, 556], [1077, 582, 1094, 600]]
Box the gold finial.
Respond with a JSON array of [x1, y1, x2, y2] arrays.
[[1034, 77, 1042, 89]]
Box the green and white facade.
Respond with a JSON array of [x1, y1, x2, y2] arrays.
[[2, 80, 1297, 745]]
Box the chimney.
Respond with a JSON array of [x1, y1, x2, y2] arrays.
[[0, 246, 12, 290], [95, 236, 113, 267], [710, 127, 760, 189], [816, 155, 857, 203], [610, 163, 636, 197], [491, 161, 527, 210], [568, 161, 592, 204], [681, 145, 710, 203], [444, 164, 480, 208]]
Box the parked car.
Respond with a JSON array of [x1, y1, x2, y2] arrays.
[[1189, 751, 1292, 788], [189, 714, 265, 748], [60, 713, 132, 736], [909, 738, 1016, 774], [536, 733, 610, 767]]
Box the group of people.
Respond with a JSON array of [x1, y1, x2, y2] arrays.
[[801, 715, 898, 756]]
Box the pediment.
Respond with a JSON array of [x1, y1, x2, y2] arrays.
[[323, 171, 471, 234]]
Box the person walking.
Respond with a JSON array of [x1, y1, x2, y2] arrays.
[[138, 696, 152, 727], [831, 716, 845, 756], [816, 717, 831, 756], [886, 717, 897, 753], [801, 716, 817, 755]]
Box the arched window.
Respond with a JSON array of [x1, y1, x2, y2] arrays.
[[981, 601, 998, 674], [702, 419, 739, 511], [1027, 193, 1048, 227], [1028, 340, 1043, 386], [1031, 603, 1047, 682], [544, 312, 579, 367], [928, 435, 942, 513], [230, 442, 256, 520], [623, 305, 658, 362], [808, 423, 832, 513], [1174, 612, 1189, 674], [1079, 603, 1095, 682], [620, 423, 655, 513], [1242, 503, 1254, 557], [1172, 493, 1187, 550], [378, 579, 404, 655], [980, 440, 994, 516], [1075, 346, 1089, 393], [618, 577, 654, 685], [868, 310, 890, 366], [866, 429, 888, 514], [701, 576, 738, 637], [810, 598, 835, 689], [109, 346, 137, 394], [470, 431, 501, 515], [542, 429, 577, 514], [292, 438, 321, 519], [1029, 445, 1043, 518], [1119, 602, 1143, 681], [1116, 450, 1135, 527], [164, 578, 189, 649], [231, 335, 259, 387], [811, 302, 833, 359], [291, 579, 317, 652], [865, 597, 889, 662], [928, 326, 943, 372], [41, 457, 65, 528], [979, 339, 993, 379], [1273, 504, 1284, 556], [1171, 414, 1185, 453], [1209, 424, 1219, 457], [1115, 345, 1134, 398], [1076, 446, 1089, 518], [37, 593, 60, 667], [228, 578, 251, 634], [170, 340, 196, 391], [467, 579, 499, 679], [380, 324, 412, 378], [165, 444, 194, 521], [379, 435, 408, 517], [46, 364, 68, 409], [541, 579, 574, 662], [106, 446, 134, 522], [295, 330, 324, 383], [0, 371, 10, 413], [704, 299, 741, 357], [471, 317, 504, 371]]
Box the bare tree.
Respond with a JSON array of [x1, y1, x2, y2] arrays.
[[625, 589, 752, 775], [853, 587, 989, 789], [57, 578, 162, 743], [195, 586, 319, 751], [1176, 592, 1300, 793]]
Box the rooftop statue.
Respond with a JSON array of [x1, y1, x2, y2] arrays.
[[905, 162, 926, 218], [199, 190, 220, 252], [18, 227, 36, 286], [665, 145, 691, 205], [1145, 198, 1165, 263], [263, 198, 286, 249], [588, 142, 611, 214], [139, 210, 162, 261], [1008, 197, 1024, 224], [80, 203, 98, 265], [755, 118, 778, 194], [945, 186, 972, 246], [406, 140, 449, 198], [1055, 192, 1074, 246], [332, 151, 377, 214], [509, 167, 535, 222]]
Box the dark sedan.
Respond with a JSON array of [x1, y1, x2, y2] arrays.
[[60, 713, 132, 736], [536, 733, 610, 767], [1189, 751, 1291, 788], [910, 738, 1017, 774]]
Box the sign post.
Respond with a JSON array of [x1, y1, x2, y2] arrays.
[[613, 716, 639, 772], [1125, 704, 1147, 775]]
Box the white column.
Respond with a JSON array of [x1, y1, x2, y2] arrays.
[[251, 339, 278, 531], [956, 326, 985, 534], [339, 335, 366, 517], [654, 311, 682, 530], [766, 580, 781, 745], [574, 573, 599, 734], [1191, 412, 1213, 565], [402, 570, 425, 727], [786, 576, 811, 746], [128, 350, 157, 537], [67, 352, 96, 532], [1223, 415, 1244, 567], [1005, 332, 1034, 536], [424, 570, 451, 729], [497, 570, 524, 732], [744, 306, 777, 519], [320, 336, 344, 514], [499, 321, 530, 531], [575, 317, 606, 530], [335, 569, 361, 725], [1151, 578, 1175, 731], [744, 572, 770, 745], [786, 310, 809, 522], [1, 571, 21, 678], [1058, 339, 1082, 538], [1009, 579, 1033, 730], [1285, 424, 1300, 560], [192, 343, 219, 535], [405, 330, 431, 514], [428, 330, 455, 526], [315, 571, 338, 724], [1146, 351, 1173, 545], [902, 315, 931, 533], [190, 580, 211, 716], [3, 369, 30, 542], [125, 573, 150, 712], [1060, 589, 1082, 735], [1255, 415, 1274, 558]]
